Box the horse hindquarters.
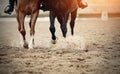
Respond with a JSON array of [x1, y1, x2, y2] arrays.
[[70, 9, 77, 35]]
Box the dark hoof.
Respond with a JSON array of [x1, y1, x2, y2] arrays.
[[51, 40, 56, 44], [23, 43, 28, 49]]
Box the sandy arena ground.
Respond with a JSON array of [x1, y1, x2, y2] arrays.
[[0, 17, 120, 74]]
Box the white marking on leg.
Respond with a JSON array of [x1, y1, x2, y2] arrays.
[[23, 40, 28, 48], [29, 35, 34, 49], [19, 34, 28, 48], [20, 34, 24, 47]]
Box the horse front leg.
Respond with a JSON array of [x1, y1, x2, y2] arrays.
[[29, 11, 39, 49], [17, 11, 28, 48], [49, 11, 56, 44], [70, 9, 77, 35]]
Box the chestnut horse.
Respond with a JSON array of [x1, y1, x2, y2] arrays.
[[15, 0, 40, 49]]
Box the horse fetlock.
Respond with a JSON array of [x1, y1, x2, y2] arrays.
[[52, 35, 56, 40], [71, 30, 74, 35], [63, 34, 66, 38], [62, 29, 67, 38]]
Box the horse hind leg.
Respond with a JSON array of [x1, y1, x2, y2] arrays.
[[58, 14, 69, 38], [17, 12, 28, 48], [70, 9, 77, 35], [28, 11, 39, 49], [49, 11, 56, 44]]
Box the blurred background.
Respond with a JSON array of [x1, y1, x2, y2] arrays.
[[0, 0, 120, 18]]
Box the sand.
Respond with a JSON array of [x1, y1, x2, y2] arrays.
[[0, 17, 120, 74]]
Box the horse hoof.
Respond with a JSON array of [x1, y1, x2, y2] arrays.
[[23, 43, 28, 49], [51, 40, 56, 44]]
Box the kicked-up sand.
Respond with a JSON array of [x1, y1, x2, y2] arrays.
[[0, 17, 120, 74]]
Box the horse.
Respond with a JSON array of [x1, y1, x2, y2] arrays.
[[40, 0, 79, 44], [15, 0, 40, 49]]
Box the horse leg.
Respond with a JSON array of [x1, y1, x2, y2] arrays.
[[29, 11, 39, 49], [58, 13, 69, 38], [16, 11, 28, 48], [70, 9, 77, 35], [57, 15, 63, 36], [49, 11, 56, 44]]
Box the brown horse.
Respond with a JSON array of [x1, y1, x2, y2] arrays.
[[40, 0, 87, 44], [15, 0, 40, 49], [40, 0, 78, 43]]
